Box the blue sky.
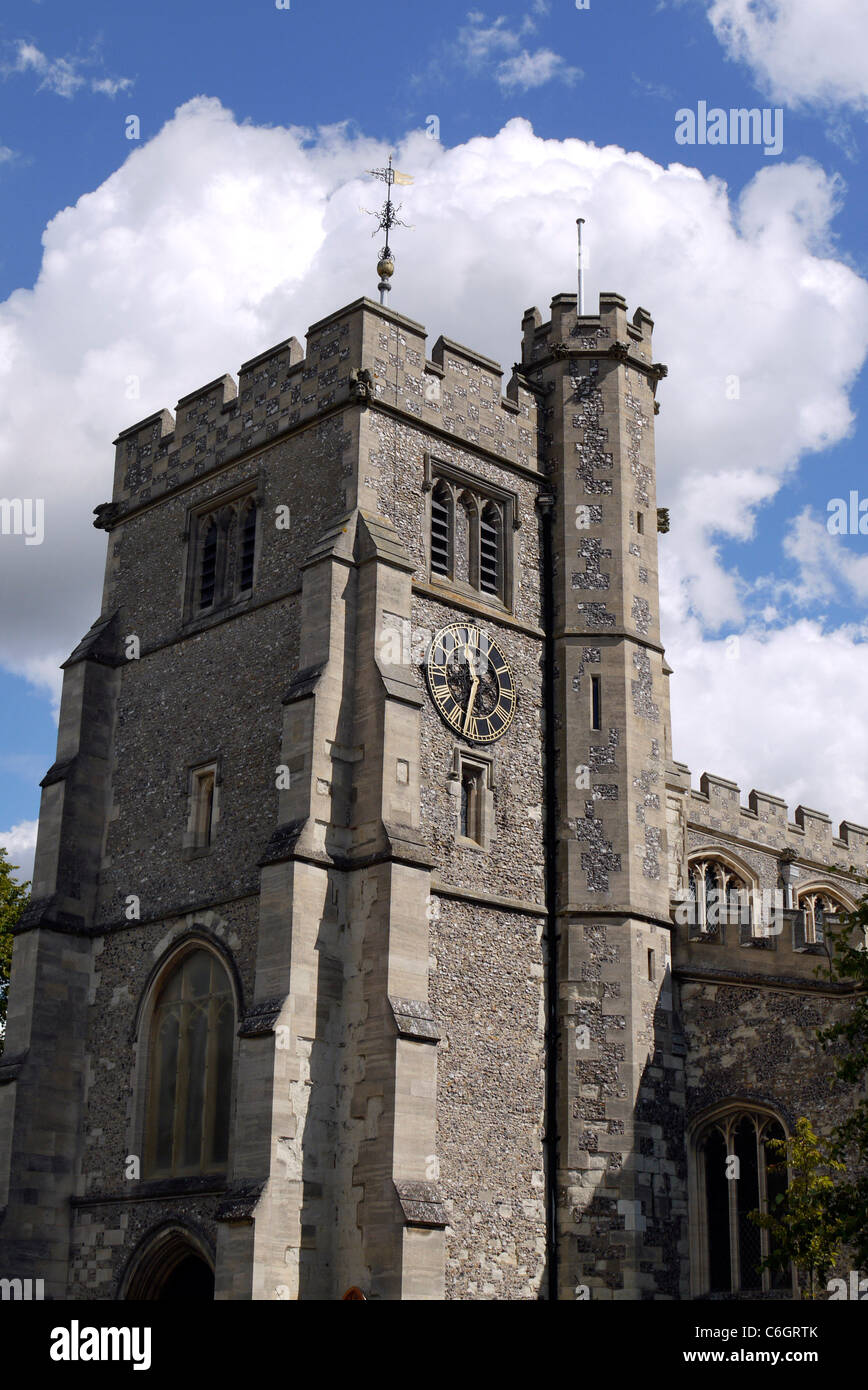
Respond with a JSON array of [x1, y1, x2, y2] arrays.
[[1, 0, 868, 883]]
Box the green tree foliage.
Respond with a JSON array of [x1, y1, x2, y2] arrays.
[[0, 847, 30, 1051], [818, 903, 868, 1269], [749, 1117, 846, 1299]]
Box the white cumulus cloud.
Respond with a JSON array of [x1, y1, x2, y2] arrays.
[[706, 0, 868, 110], [668, 617, 868, 830], [0, 820, 37, 885]]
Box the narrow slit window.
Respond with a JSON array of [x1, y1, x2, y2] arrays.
[[591, 675, 602, 731], [192, 767, 216, 848], [647, 948, 655, 980], [460, 770, 481, 843], [636, 511, 644, 535]]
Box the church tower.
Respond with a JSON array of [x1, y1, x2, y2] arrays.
[[0, 279, 689, 1300]]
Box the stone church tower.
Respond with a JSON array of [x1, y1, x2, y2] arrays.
[[0, 284, 862, 1301]]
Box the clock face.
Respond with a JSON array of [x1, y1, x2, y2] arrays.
[[426, 623, 517, 744]]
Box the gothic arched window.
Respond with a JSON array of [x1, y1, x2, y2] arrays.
[[144, 949, 234, 1179], [428, 468, 513, 607], [189, 491, 258, 618], [693, 1108, 791, 1296], [687, 858, 752, 934], [797, 890, 846, 945]]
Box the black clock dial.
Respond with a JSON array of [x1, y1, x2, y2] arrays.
[[426, 623, 517, 744]]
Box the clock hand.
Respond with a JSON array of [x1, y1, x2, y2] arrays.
[[463, 670, 480, 733]]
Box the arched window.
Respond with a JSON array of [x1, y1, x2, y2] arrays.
[[687, 858, 752, 934], [797, 889, 847, 945], [693, 1108, 791, 1296], [430, 481, 453, 578], [479, 501, 503, 598], [144, 949, 234, 1179], [427, 470, 513, 606], [190, 492, 258, 618]]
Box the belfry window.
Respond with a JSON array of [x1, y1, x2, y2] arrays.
[[187, 490, 259, 619], [426, 461, 515, 608], [144, 949, 234, 1179], [693, 1109, 791, 1296]]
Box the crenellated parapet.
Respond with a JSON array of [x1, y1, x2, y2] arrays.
[[665, 760, 868, 983], [102, 298, 541, 526], [672, 766, 868, 873], [520, 290, 664, 387]]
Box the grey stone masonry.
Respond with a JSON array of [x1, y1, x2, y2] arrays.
[[522, 293, 684, 1299]]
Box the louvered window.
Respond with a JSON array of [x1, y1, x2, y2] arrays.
[[198, 520, 218, 610], [431, 483, 452, 577], [239, 503, 257, 592], [189, 492, 258, 619], [479, 502, 502, 595]]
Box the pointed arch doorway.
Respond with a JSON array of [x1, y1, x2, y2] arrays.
[[121, 1224, 215, 1301]]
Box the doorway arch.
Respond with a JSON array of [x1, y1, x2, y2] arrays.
[[121, 1223, 215, 1300]]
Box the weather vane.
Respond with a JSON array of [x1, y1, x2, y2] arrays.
[[362, 155, 413, 305]]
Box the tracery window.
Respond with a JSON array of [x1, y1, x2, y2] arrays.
[[796, 890, 846, 945], [694, 1108, 791, 1296], [426, 463, 514, 606], [687, 858, 752, 933], [186, 491, 259, 619], [144, 949, 234, 1179]]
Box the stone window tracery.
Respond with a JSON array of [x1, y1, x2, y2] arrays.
[[692, 1108, 791, 1297], [186, 490, 259, 620], [144, 948, 234, 1180], [424, 457, 516, 608], [687, 857, 752, 933], [796, 889, 846, 945]]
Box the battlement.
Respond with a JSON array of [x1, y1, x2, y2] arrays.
[[103, 297, 543, 522], [669, 762, 868, 873], [520, 290, 655, 369]]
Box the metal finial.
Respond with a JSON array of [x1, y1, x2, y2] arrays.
[[363, 155, 414, 304], [577, 218, 585, 316]]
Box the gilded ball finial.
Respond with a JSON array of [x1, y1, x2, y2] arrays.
[[377, 255, 394, 281]]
